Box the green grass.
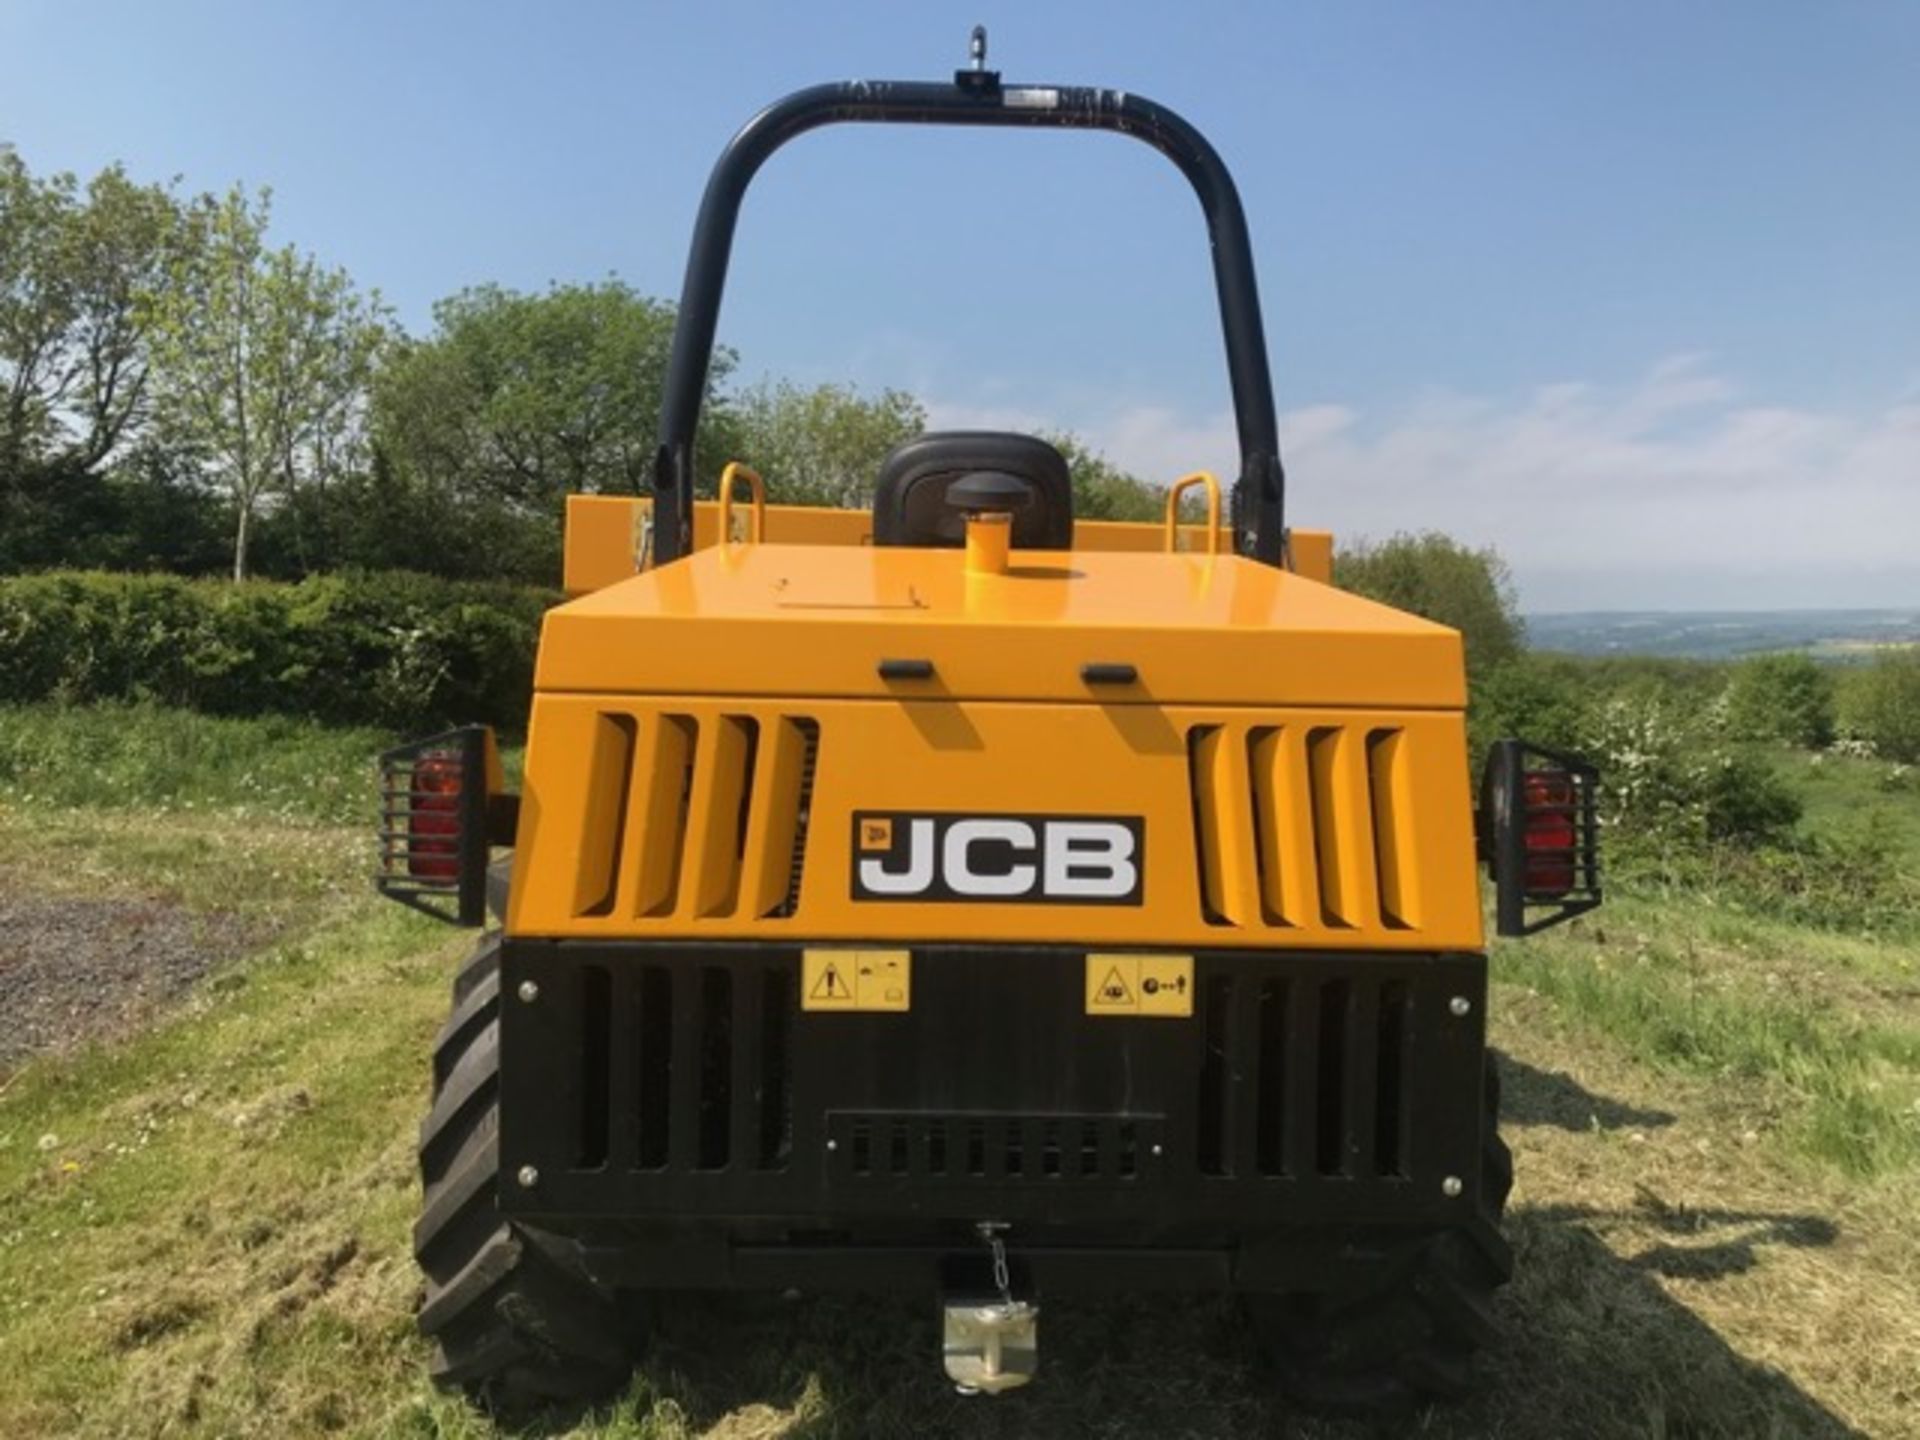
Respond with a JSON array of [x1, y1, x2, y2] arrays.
[[1784, 746, 1920, 862], [0, 895, 461, 1436], [0, 702, 394, 825], [1499, 900, 1920, 1178]]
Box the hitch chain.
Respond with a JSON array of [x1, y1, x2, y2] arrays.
[[985, 1226, 1013, 1307], [943, 1220, 1039, 1396]]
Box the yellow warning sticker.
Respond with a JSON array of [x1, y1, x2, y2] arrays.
[[802, 949, 911, 1012], [1085, 954, 1193, 1017]]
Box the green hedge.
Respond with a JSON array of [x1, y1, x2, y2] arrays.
[[0, 571, 554, 733]]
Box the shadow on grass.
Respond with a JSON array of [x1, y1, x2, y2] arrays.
[[1539, 1191, 1838, 1283], [496, 1197, 1862, 1440], [1498, 1054, 1678, 1133]]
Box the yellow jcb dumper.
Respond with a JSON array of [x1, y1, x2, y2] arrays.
[[377, 33, 1600, 1413]]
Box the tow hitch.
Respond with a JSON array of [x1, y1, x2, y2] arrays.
[[942, 1223, 1039, 1395]]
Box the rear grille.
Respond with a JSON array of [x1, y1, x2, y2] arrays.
[[1193, 969, 1412, 1181], [572, 711, 819, 921], [826, 1113, 1153, 1182], [570, 957, 796, 1176], [502, 944, 1483, 1222], [1188, 722, 1420, 933]]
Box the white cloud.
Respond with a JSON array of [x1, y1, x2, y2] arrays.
[[936, 356, 1920, 611]]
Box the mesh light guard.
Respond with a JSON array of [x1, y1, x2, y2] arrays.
[[1478, 738, 1602, 937], [376, 726, 490, 926]]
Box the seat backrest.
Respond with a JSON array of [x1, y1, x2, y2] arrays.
[[871, 432, 1073, 549]]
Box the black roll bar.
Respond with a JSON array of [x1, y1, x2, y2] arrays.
[[650, 59, 1287, 566]]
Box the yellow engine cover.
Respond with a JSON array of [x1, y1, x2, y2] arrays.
[[535, 543, 1463, 709], [506, 694, 1481, 950], [508, 543, 1481, 952]]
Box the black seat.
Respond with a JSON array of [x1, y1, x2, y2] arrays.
[[872, 431, 1073, 549]]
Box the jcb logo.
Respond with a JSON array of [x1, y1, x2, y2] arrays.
[[851, 811, 1144, 905]]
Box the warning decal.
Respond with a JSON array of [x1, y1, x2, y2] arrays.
[[1084, 954, 1194, 1018], [809, 960, 852, 1002], [802, 949, 911, 1012], [1092, 964, 1134, 1008]]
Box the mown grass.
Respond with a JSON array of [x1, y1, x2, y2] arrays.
[[1, 702, 1916, 1437], [0, 900, 458, 1435], [1500, 899, 1920, 1179]]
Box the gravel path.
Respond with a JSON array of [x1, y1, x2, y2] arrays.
[[0, 879, 257, 1073]]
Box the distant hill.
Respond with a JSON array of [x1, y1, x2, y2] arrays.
[[1523, 609, 1920, 660]]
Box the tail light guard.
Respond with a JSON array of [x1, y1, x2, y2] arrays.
[[1477, 738, 1602, 937], [376, 725, 518, 926]]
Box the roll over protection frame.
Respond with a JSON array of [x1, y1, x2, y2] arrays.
[[649, 58, 1288, 567]]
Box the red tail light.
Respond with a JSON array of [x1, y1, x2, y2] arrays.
[[1479, 739, 1600, 937], [378, 726, 502, 927], [408, 755, 464, 881], [1522, 772, 1576, 897]]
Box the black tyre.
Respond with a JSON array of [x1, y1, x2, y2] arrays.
[[414, 932, 634, 1409], [1246, 1053, 1513, 1413]]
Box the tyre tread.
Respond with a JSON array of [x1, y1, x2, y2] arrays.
[[1247, 1051, 1513, 1414], [414, 932, 631, 1411]]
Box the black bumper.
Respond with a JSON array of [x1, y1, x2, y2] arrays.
[[497, 941, 1502, 1291]]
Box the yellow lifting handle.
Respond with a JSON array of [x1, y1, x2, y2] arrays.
[[1163, 471, 1222, 555], [717, 461, 766, 545]]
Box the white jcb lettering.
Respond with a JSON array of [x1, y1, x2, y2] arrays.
[[1043, 821, 1138, 899], [857, 818, 936, 894], [944, 819, 1037, 896], [853, 813, 1144, 901]]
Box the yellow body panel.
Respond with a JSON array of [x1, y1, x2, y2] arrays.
[[537, 543, 1461, 710], [536, 488, 1466, 957], [561, 493, 1334, 592], [505, 692, 1484, 952]]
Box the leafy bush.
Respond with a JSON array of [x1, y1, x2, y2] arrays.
[[1723, 652, 1836, 748], [1578, 691, 1716, 853], [0, 571, 552, 733], [1470, 652, 1589, 756], [1699, 753, 1802, 845], [1335, 532, 1522, 679], [1559, 682, 1920, 936], [1838, 650, 1920, 762], [1707, 813, 1920, 937], [1579, 692, 1802, 855]]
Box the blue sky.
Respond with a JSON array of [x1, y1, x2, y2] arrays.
[[5, 2, 1917, 610]]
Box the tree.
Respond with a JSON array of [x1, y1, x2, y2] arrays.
[[1334, 532, 1523, 679], [715, 380, 924, 508], [1, 153, 188, 560], [1723, 652, 1837, 748], [376, 280, 688, 503], [1045, 433, 1176, 522], [147, 186, 385, 579], [51, 165, 186, 471], [370, 281, 703, 580], [0, 149, 79, 477]]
